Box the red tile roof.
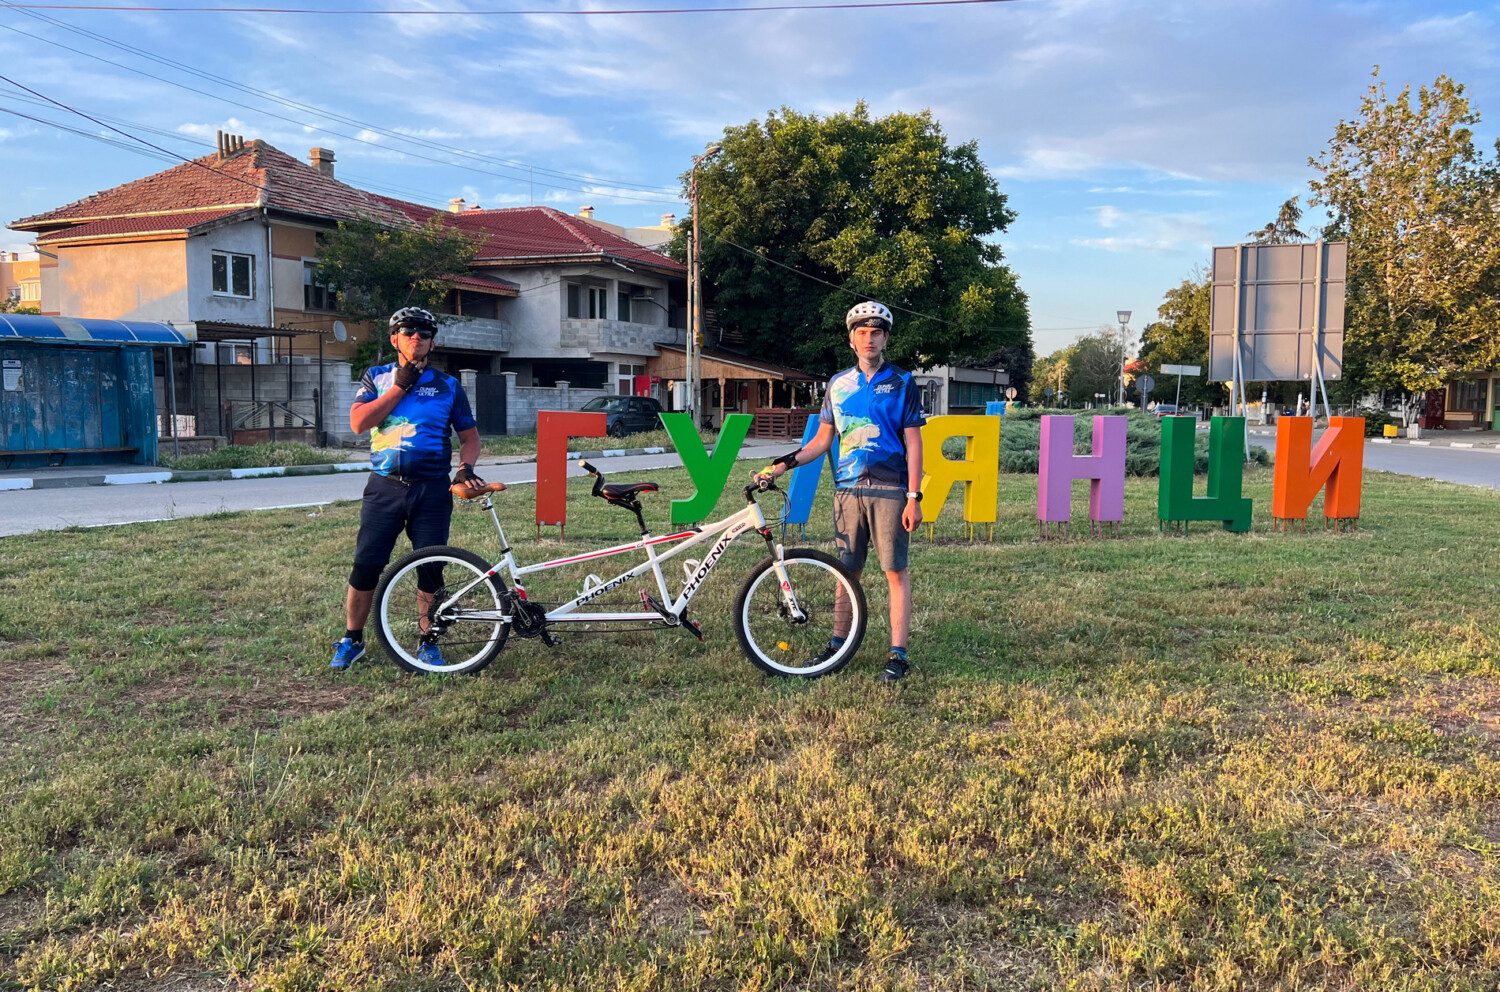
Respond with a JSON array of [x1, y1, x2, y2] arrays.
[[33, 208, 252, 244], [372, 199, 685, 274], [450, 273, 520, 296], [10, 141, 409, 232]]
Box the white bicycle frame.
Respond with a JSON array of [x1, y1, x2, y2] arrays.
[[438, 492, 806, 627]]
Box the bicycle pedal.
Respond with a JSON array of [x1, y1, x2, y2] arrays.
[[679, 614, 704, 642]]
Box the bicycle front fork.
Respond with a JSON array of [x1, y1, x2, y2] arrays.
[[758, 526, 807, 623]]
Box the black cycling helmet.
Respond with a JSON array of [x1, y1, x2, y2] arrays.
[[388, 306, 439, 334]]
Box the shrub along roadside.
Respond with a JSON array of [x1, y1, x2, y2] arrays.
[[941, 407, 1271, 475], [157, 442, 353, 471]]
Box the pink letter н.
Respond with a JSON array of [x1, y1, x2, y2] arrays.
[[1037, 415, 1127, 533]]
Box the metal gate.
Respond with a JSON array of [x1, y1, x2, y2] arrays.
[[474, 373, 508, 435]]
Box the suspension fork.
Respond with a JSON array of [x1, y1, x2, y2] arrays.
[[756, 518, 806, 623]]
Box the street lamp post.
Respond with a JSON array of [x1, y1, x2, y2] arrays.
[[688, 145, 722, 429], [1116, 310, 1131, 406]]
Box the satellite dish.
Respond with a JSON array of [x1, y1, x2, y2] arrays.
[[332, 320, 347, 342]]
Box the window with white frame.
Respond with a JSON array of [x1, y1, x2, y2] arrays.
[[567, 283, 582, 319], [589, 286, 608, 319], [617, 363, 647, 396], [303, 260, 332, 311], [211, 251, 254, 298], [5, 287, 17, 304], [20, 282, 39, 302]]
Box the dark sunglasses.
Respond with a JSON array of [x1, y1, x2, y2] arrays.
[[395, 327, 435, 339]]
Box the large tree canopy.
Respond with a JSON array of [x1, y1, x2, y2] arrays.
[[1309, 70, 1500, 392], [1135, 273, 1224, 408], [317, 215, 478, 328], [685, 103, 1030, 375]]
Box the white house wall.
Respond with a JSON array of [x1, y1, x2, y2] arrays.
[[186, 219, 272, 325]]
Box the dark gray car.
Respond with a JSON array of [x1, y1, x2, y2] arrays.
[[581, 395, 664, 437]]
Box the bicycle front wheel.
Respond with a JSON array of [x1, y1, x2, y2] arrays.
[[734, 548, 867, 678], [373, 545, 510, 675]]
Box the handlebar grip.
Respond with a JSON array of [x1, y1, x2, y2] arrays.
[[578, 460, 599, 475]]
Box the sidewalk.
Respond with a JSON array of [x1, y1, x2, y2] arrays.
[[0, 436, 794, 491]]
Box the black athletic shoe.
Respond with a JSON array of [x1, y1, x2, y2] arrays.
[[811, 640, 843, 666], [879, 654, 909, 683]]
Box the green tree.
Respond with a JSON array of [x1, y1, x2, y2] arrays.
[[317, 214, 479, 338], [1136, 272, 1224, 407], [683, 103, 1030, 374], [0, 299, 40, 315], [1246, 196, 1309, 245], [1308, 70, 1500, 392], [1032, 345, 1074, 405], [1065, 329, 1125, 404]]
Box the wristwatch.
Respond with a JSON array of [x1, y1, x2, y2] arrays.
[[906, 491, 922, 502]]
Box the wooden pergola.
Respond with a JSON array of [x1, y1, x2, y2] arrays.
[[648, 344, 821, 436]]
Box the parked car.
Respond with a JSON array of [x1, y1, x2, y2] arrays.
[[580, 395, 665, 437], [1153, 404, 1180, 417]]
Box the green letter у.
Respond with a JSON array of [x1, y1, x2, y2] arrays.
[[660, 412, 752, 524], [1157, 416, 1253, 532]]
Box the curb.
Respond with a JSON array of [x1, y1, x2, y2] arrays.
[[0, 441, 788, 491]]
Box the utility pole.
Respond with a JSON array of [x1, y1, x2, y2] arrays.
[[688, 145, 721, 429]]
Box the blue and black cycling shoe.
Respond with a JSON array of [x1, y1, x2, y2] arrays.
[[879, 654, 910, 684], [416, 642, 446, 668], [330, 637, 365, 670]]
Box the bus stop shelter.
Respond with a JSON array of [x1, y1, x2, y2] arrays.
[[0, 313, 192, 469]]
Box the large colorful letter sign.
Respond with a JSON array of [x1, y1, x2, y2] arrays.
[[1272, 416, 1365, 530], [536, 410, 606, 533], [782, 414, 834, 533], [1158, 416, 1252, 532], [920, 415, 1000, 536], [660, 412, 752, 524], [1037, 415, 1126, 536]]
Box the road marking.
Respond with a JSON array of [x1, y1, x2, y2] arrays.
[[1410, 440, 1432, 446], [104, 472, 172, 485]]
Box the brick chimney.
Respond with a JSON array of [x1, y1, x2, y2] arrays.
[[578, 205, 595, 220], [309, 147, 335, 177], [449, 197, 467, 213]]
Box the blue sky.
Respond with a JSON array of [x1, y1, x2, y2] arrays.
[[1, 0, 1495, 356]]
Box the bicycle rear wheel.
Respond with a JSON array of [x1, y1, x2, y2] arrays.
[[733, 548, 867, 678], [373, 545, 510, 675]]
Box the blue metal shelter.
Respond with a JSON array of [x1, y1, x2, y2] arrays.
[[0, 313, 193, 469]]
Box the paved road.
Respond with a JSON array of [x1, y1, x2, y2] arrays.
[[1361, 442, 1500, 490], [0, 442, 791, 538]]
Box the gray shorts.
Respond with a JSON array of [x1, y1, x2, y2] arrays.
[[834, 487, 910, 573]]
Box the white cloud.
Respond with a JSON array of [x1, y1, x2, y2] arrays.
[[1072, 205, 1214, 254]]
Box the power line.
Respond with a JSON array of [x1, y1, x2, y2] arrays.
[[2, 0, 1022, 14], [0, 11, 686, 205], [0, 3, 684, 198], [0, 72, 269, 193]]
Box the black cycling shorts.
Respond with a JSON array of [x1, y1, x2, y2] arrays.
[[352, 473, 454, 579]]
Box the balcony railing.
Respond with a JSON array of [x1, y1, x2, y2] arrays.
[[436, 315, 509, 353], [560, 318, 684, 357]]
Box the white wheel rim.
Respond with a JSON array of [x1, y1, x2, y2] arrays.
[[740, 558, 860, 675], [379, 554, 504, 673]]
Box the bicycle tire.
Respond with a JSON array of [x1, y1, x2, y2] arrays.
[[373, 545, 511, 675], [733, 548, 867, 678]]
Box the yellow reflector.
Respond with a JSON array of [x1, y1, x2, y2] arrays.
[[777, 641, 790, 651]]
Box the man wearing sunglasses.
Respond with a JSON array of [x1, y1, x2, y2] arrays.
[[331, 307, 486, 670]]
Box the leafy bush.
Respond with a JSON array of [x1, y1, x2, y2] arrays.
[[159, 442, 352, 471], [939, 408, 1270, 476], [1359, 408, 1400, 436]]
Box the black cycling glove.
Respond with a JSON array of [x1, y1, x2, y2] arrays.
[[393, 359, 424, 392], [452, 463, 483, 487]]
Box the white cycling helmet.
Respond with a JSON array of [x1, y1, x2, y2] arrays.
[[846, 300, 894, 333]]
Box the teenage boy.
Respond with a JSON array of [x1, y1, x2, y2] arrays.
[[758, 301, 925, 682], [331, 307, 486, 670]]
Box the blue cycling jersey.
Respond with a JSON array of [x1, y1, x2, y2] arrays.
[[353, 363, 477, 480], [819, 361, 926, 489]]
